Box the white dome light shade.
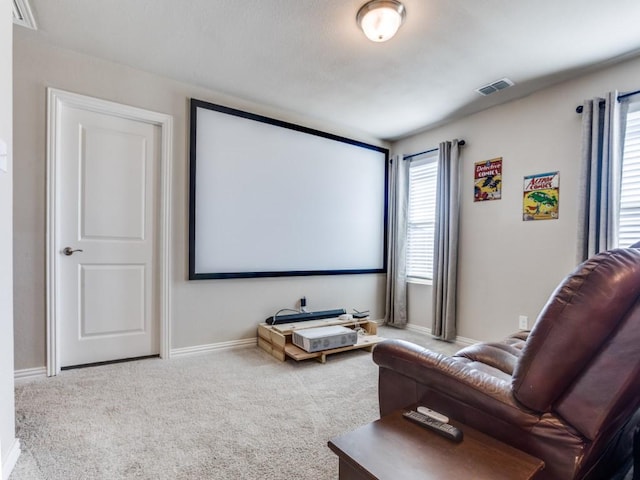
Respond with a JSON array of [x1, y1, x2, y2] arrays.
[[357, 0, 406, 43]]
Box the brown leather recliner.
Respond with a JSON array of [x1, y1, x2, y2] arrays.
[[373, 246, 640, 479]]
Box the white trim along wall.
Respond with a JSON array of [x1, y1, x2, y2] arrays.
[[2, 439, 20, 480], [2, 0, 18, 477]]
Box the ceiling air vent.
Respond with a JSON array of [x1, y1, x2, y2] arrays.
[[12, 0, 37, 30], [476, 78, 514, 96]]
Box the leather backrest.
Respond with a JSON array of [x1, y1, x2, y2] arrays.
[[512, 248, 640, 413], [555, 299, 640, 440]]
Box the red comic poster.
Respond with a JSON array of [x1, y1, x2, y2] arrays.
[[523, 171, 559, 221], [474, 158, 502, 202]]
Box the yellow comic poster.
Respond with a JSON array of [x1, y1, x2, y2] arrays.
[[474, 158, 502, 202], [523, 171, 559, 221]]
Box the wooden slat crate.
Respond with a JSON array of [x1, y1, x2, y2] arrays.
[[257, 318, 383, 363]]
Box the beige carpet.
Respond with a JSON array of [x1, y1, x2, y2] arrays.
[[10, 326, 460, 480]]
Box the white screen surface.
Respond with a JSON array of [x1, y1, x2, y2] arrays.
[[189, 100, 388, 279]]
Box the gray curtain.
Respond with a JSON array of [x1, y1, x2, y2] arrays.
[[432, 140, 461, 341], [577, 92, 624, 262], [385, 154, 408, 326]]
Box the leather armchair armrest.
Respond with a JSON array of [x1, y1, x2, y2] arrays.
[[373, 339, 539, 428]]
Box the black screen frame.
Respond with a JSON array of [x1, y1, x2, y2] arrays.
[[188, 98, 389, 280]]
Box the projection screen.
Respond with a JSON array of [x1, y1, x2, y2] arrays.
[[189, 98, 389, 279]]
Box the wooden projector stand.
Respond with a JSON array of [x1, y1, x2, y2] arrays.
[[257, 317, 383, 363]]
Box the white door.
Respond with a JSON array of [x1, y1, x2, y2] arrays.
[[56, 102, 160, 367]]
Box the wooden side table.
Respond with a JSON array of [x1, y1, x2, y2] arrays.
[[328, 409, 544, 480]]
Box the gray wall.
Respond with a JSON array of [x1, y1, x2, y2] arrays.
[[12, 28, 387, 371], [13, 26, 640, 371], [398, 54, 640, 342], [2, 4, 17, 478]]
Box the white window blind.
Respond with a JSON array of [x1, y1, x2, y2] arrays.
[[619, 108, 640, 248], [406, 152, 438, 279]]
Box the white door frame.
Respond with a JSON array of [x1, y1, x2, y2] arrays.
[[46, 88, 173, 376]]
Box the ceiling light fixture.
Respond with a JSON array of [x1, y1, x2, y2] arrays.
[[356, 0, 406, 43]]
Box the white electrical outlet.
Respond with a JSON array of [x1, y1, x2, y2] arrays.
[[518, 315, 528, 330]]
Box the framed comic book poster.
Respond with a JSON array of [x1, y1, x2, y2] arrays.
[[523, 171, 559, 221], [474, 157, 502, 202]]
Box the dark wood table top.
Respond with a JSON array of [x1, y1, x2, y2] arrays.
[[328, 409, 544, 480]]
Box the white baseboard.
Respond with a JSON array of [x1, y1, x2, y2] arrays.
[[405, 323, 478, 346], [2, 438, 20, 480], [405, 323, 432, 335], [454, 335, 478, 346], [15, 340, 261, 373], [170, 338, 256, 358], [14, 366, 47, 382]]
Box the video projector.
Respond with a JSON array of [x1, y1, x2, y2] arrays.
[[265, 308, 346, 326], [292, 325, 357, 353]]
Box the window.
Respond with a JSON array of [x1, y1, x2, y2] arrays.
[[619, 104, 640, 247], [406, 151, 438, 280]]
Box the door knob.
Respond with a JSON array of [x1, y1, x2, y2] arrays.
[[62, 247, 83, 256]]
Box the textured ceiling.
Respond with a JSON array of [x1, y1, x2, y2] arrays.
[[20, 0, 640, 140]]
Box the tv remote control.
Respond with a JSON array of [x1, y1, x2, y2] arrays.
[[403, 410, 463, 443], [417, 406, 449, 423]]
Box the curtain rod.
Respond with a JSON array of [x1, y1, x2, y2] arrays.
[[403, 139, 466, 161], [575, 88, 640, 113]]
